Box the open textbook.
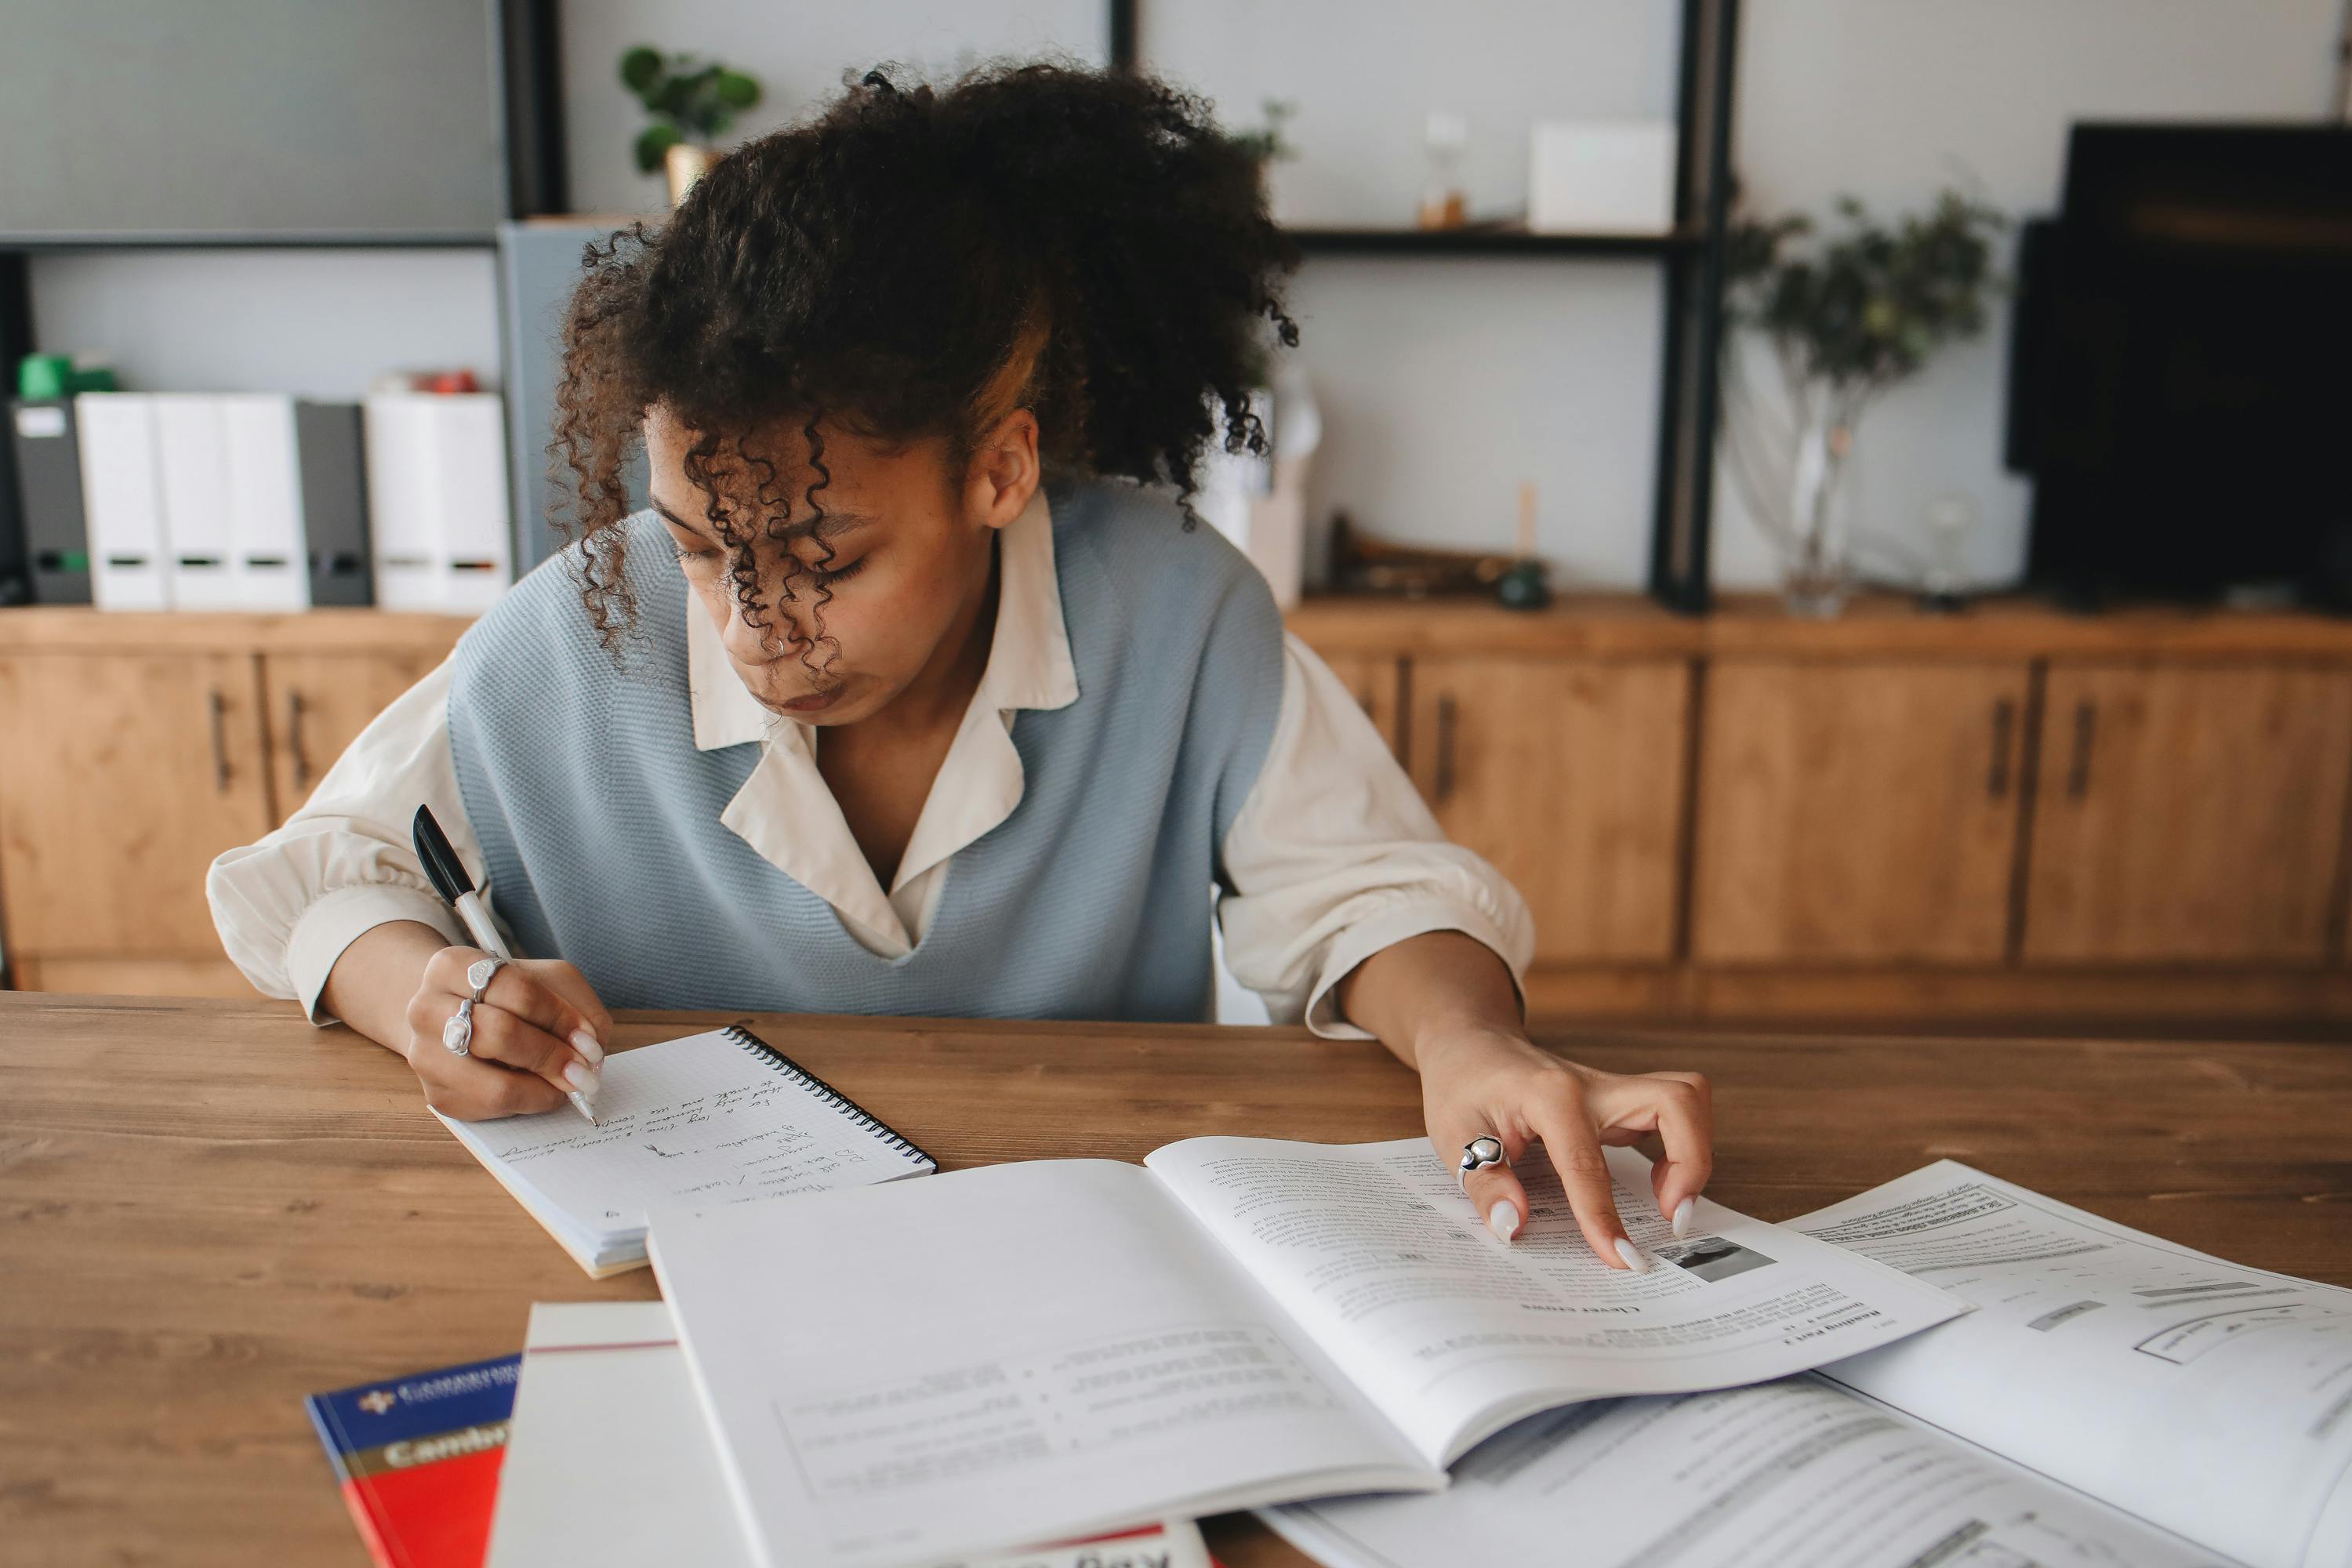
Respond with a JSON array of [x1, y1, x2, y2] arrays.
[[486, 1301, 1210, 1568], [1269, 1161, 2352, 1568], [644, 1137, 1967, 1568]]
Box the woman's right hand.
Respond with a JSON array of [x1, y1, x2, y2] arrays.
[[401, 946, 613, 1120]]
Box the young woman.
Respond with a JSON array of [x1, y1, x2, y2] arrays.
[[209, 63, 1711, 1269]]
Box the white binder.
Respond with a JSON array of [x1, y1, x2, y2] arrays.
[[220, 394, 310, 611], [365, 392, 513, 613], [154, 394, 239, 608], [74, 394, 169, 610]]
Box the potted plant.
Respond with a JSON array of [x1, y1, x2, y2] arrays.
[[619, 46, 764, 207], [1721, 189, 2005, 615]]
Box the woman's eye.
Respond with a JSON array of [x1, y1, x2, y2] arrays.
[[811, 557, 868, 587]]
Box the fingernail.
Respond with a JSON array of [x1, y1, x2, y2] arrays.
[[1487, 1200, 1521, 1242], [562, 1061, 597, 1092], [1672, 1197, 1694, 1240], [569, 1029, 605, 1067], [1615, 1237, 1651, 1273]]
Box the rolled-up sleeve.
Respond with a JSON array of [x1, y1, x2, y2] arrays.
[[1216, 633, 1535, 1038], [205, 654, 469, 1022]]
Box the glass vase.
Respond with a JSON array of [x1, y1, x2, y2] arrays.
[[1782, 414, 1855, 617]]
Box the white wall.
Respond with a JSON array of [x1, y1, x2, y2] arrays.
[[558, 0, 1108, 214], [29, 247, 501, 399]]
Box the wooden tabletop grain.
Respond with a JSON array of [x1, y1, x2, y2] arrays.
[[3, 992, 2348, 1568]]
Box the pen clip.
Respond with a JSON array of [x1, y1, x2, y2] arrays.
[[411, 804, 474, 909]]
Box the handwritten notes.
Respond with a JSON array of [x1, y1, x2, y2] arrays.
[[460, 1029, 924, 1239]]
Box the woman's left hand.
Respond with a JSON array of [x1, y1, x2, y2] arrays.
[[1416, 1025, 1712, 1269]]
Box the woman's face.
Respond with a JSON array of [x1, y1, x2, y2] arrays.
[[644, 405, 1036, 726]]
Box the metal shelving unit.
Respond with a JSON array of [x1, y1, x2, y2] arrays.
[[0, 0, 567, 606], [2, 1, 1738, 613], [1287, 227, 1700, 259], [1114, 0, 1743, 613]]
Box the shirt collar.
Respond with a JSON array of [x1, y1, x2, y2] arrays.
[[684, 480, 1076, 753]]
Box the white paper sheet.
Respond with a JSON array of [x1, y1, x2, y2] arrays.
[[437, 1028, 931, 1261], [1265, 1375, 2230, 1568], [1800, 1161, 2352, 1568]]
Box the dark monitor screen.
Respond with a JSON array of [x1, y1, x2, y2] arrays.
[[2018, 124, 2352, 604]]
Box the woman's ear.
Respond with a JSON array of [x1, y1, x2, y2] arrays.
[[963, 409, 1040, 532]]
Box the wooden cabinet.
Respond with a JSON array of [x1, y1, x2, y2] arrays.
[[7, 597, 2352, 1024], [0, 611, 468, 996], [2023, 664, 2352, 964], [1314, 653, 1404, 758], [0, 651, 274, 964], [260, 650, 445, 813], [1406, 657, 1689, 963], [1692, 660, 2031, 964]]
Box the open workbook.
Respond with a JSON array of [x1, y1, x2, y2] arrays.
[[1271, 1161, 2352, 1568], [434, 1026, 934, 1275], [644, 1137, 1969, 1568], [487, 1301, 1210, 1568]]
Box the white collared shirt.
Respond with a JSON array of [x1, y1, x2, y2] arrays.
[[207, 485, 1533, 1037]]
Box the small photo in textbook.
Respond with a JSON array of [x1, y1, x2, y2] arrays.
[[1653, 1235, 1777, 1283]]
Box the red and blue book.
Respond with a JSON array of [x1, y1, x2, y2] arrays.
[[305, 1353, 519, 1568]]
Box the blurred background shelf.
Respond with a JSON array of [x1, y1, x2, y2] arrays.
[[1283, 226, 1700, 258], [0, 233, 500, 251]]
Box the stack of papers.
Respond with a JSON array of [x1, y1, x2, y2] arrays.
[[488, 1301, 1209, 1568], [1270, 1161, 2352, 1568], [441, 1105, 2350, 1568]]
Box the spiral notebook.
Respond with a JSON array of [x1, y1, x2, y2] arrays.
[[434, 1025, 934, 1277]]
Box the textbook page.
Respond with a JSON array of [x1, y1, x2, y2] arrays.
[[1798, 1162, 2352, 1568], [1265, 1375, 2229, 1568], [486, 1301, 1211, 1568], [1141, 1138, 1969, 1468], [645, 1158, 1438, 1568]]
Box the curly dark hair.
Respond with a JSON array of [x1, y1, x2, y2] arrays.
[[550, 58, 1300, 659]]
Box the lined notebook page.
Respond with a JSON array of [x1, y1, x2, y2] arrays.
[[443, 1028, 932, 1241]]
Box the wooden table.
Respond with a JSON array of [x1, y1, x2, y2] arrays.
[[4, 993, 2349, 1567]]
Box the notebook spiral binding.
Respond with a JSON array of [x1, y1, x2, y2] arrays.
[[723, 1025, 934, 1167]]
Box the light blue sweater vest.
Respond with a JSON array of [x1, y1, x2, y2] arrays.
[[446, 477, 1285, 1022]]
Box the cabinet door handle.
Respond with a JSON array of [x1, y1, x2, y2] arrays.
[[1987, 697, 2016, 798], [1433, 693, 1458, 804], [287, 689, 310, 790], [207, 688, 230, 793], [2065, 699, 2097, 799]]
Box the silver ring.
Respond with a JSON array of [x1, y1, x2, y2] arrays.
[[466, 955, 506, 1004], [442, 996, 474, 1056], [1458, 1135, 1507, 1186]]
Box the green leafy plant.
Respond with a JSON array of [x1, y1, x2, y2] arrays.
[[1726, 189, 2006, 409], [1718, 189, 2006, 607], [1228, 99, 1298, 166], [620, 46, 764, 173]]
